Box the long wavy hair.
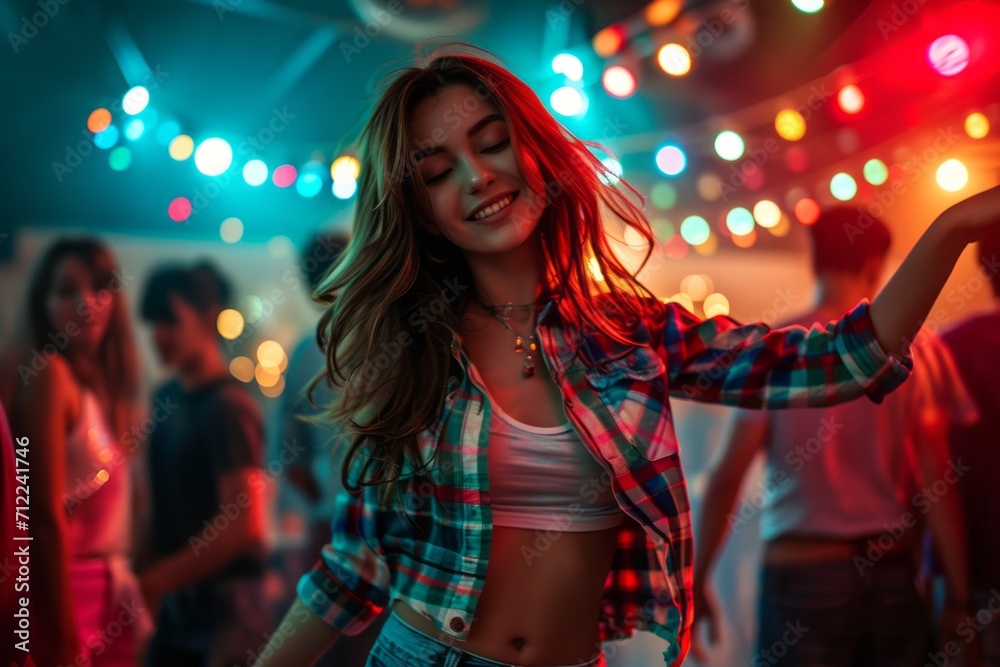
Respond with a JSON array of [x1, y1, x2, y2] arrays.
[[313, 44, 666, 509], [23, 238, 140, 443]]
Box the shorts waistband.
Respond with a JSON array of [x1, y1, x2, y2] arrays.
[[387, 608, 604, 667]]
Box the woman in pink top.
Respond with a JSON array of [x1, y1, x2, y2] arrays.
[[1, 238, 153, 666]]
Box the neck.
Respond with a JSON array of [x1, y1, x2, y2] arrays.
[[812, 279, 872, 318], [465, 231, 549, 308], [178, 345, 228, 391]]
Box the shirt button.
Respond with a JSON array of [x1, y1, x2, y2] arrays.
[[450, 616, 466, 632]]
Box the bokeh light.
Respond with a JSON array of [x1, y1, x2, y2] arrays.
[[731, 228, 757, 248], [168, 134, 194, 161], [680, 274, 713, 301], [108, 147, 131, 171], [239, 295, 264, 323], [863, 159, 889, 186], [122, 86, 149, 115], [837, 85, 865, 114], [936, 159, 968, 191], [552, 53, 584, 81], [551, 86, 587, 116], [753, 200, 781, 228], [230, 357, 254, 383], [775, 109, 806, 141], [714, 131, 745, 161], [928, 35, 970, 77], [220, 217, 244, 244], [243, 159, 268, 186], [696, 173, 723, 202], [94, 125, 119, 150], [655, 144, 686, 176], [194, 138, 233, 176], [257, 340, 286, 371], [830, 172, 857, 201], [124, 118, 145, 141], [657, 44, 691, 76], [87, 108, 112, 133], [726, 207, 755, 236], [703, 293, 731, 318], [217, 309, 245, 340], [667, 293, 695, 313], [791, 0, 824, 12], [273, 164, 297, 188], [680, 215, 711, 245], [330, 155, 361, 181], [593, 26, 624, 57], [965, 112, 990, 139], [794, 197, 821, 224], [651, 182, 677, 209], [333, 178, 358, 199], [602, 65, 636, 98], [168, 197, 192, 222]]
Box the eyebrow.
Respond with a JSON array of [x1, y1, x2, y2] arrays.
[[413, 113, 505, 163]]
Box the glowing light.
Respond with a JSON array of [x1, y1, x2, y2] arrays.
[[769, 214, 792, 237], [230, 356, 254, 383], [726, 207, 755, 236], [680, 274, 713, 301], [785, 146, 809, 172], [333, 178, 358, 199], [928, 35, 970, 77], [703, 293, 730, 318], [655, 144, 686, 176], [122, 86, 149, 115], [273, 165, 297, 188], [220, 217, 243, 243], [552, 53, 584, 81], [296, 170, 324, 198], [257, 341, 286, 371], [668, 293, 695, 312], [593, 26, 624, 57], [645, 0, 682, 26], [731, 228, 757, 248], [255, 364, 280, 388], [239, 295, 264, 323], [94, 126, 119, 150], [680, 216, 711, 246], [259, 374, 286, 398], [169, 134, 194, 161], [775, 109, 806, 141], [598, 158, 623, 185], [664, 235, 689, 259], [651, 182, 677, 209], [155, 120, 180, 146], [87, 108, 112, 133], [936, 159, 968, 191], [830, 173, 857, 201], [551, 86, 587, 116], [268, 235, 294, 258], [168, 197, 192, 222], [714, 131, 745, 161], [217, 309, 245, 340], [194, 138, 233, 176], [863, 159, 889, 186], [794, 197, 820, 225], [696, 173, 723, 202], [602, 66, 636, 98], [243, 159, 268, 186], [965, 112, 990, 139], [693, 234, 718, 256], [753, 200, 781, 228], [330, 155, 361, 181], [108, 147, 131, 171], [657, 44, 691, 76], [124, 118, 145, 141], [791, 0, 824, 12], [838, 85, 864, 114]]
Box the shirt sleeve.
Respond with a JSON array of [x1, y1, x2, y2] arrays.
[[208, 387, 264, 476], [661, 298, 913, 409], [296, 466, 391, 635]]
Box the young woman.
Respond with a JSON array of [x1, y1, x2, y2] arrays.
[[1, 238, 153, 666], [253, 46, 1000, 667]]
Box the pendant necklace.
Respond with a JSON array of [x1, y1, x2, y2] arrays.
[[471, 293, 540, 378]]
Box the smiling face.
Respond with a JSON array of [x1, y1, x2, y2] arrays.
[[46, 255, 113, 353], [409, 84, 545, 257]]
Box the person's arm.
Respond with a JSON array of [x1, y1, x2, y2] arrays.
[[12, 357, 81, 665], [691, 410, 770, 660], [138, 465, 266, 605], [250, 596, 342, 666]]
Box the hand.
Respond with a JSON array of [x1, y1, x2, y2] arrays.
[[690, 581, 721, 663], [941, 183, 1000, 244]]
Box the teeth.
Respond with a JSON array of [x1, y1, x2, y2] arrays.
[[473, 195, 513, 220]]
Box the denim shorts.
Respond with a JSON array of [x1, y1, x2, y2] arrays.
[[364, 607, 605, 667]]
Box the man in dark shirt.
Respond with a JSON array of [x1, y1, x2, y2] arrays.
[[137, 261, 271, 667], [940, 226, 1000, 666]]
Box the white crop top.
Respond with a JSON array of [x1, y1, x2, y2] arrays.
[[468, 363, 624, 532]]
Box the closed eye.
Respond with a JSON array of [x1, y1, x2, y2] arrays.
[[422, 139, 510, 186], [482, 138, 510, 153]]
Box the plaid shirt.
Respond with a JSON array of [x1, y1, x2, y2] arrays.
[[297, 294, 912, 666]]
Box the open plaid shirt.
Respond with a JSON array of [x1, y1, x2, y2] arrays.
[[297, 294, 912, 666]]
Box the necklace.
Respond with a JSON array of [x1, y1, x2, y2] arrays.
[[471, 293, 540, 377]]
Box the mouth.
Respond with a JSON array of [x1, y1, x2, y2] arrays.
[[466, 191, 519, 222]]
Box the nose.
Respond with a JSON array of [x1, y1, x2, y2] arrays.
[[461, 155, 494, 194]]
